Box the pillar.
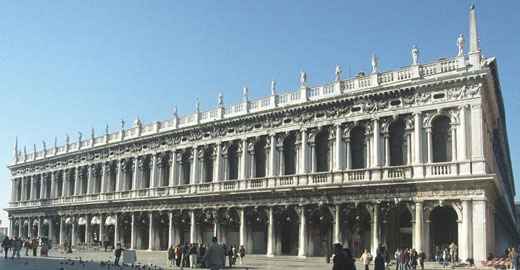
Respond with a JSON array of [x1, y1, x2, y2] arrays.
[[371, 204, 380, 255], [48, 218, 54, 243], [414, 202, 423, 251], [333, 205, 341, 244], [373, 119, 381, 167], [213, 144, 221, 181], [87, 166, 94, 194], [132, 157, 139, 190], [267, 207, 274, 257], [99, 215, 105, 246], [190, 211, 196, 244], [130, 213, 135, 249], [424, 220, 431, 259], [168, 212, 174, 248], [71, 221, 76, 247], [335, 124, 344, 170], [115, 160, 122, 192], [414, 112, 423, 164], [114, 214, 119, 247], [240, 140, 248, 179], [269, 134, 277, 176], [150, 154, 157, 187], [148, 212, 154, 251], [59, 217, 65, 246], [384, 134, 390, 167], [298, 206, 307, 257], [451, 125, 457, 161], [239, 208, 246, 247], [170, 151, 177, 186], [426, 128, 433, 163], [100, 163, 107, 193], [85, 216, 90, 244], [39, 175, 46, 199], [37, 218, 42, 238], [472, 200, 487, 263], [310, 142, 316, 173], [191, 148, 199, 184], [300, 129, 307, 174], [460, 200, 473, 261]]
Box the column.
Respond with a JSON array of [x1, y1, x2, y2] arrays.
[[20, 177, 26, 201], [130, 213, 136, 249], [71, 220, 76, 247], [99, 215, 105, 246], [300, 129, 307, 174], [39, 175, 45, 199], [37, 217, 42, 238], [460, 200, 473, 261], [298, 206, 307, 257], [333, 205, 341, 244], [190, 210, 196, 244], [373, 119, 381, 167], [269, 135, 277, 176], [148, 212, 154, 251], [213, 144, 221, 181], [424, 219, 431, 259], [191, 148, 199, 184], [414, 201, 423, 251], [472, 200, 487, 263], [30, 176, 36, 200], [48, 218, 54, 243], [371, 204, 380, 255], [451, 125, 457, 161], [240, 140, 248, 179], [27, 218, 31, 238], [278, 144, 285, 176], [384, 134, 390, 167], [310, 141, 316, 173], [249, 149, 256, 178], [50, 172, 56, 198], [18, 219, 22, 238], [150, 154, 157, 187], [459, 106, 468, 161], [426, 128, 433, 163], [169, 151, 177, 186], [59, 217, 64, 246], [100, 163, 107, 193], [239, 208, 246, 247], [266, 207, 274, 257], [168, 212, 174, 248], [85, 215, 90, 244], [87, 166, 94, 194], [114, 214, 119, 247], [414, 112, 423, 164], [132, 157, 139, 190], [73, 167, 80, 195], [470, 104, 485, 173], [334, 124, 344, 171], [115, 160, 122, 192]]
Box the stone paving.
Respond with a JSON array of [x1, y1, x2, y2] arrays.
[[0, 249, 483, 270]]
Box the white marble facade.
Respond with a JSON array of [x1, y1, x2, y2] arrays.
[[5, 5, 518, 264]]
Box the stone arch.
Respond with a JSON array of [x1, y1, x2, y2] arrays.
[[430, 205, 459, 252]]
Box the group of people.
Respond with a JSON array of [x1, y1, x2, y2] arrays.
[[504, 247, 519, 270], [433, 242, 458, 267], [167, 240, 245, 269], [1, 236, 50, 259], [394, 248, 426, 270]]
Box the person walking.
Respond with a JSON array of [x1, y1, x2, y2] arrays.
[[410, 249, 418, 270], [113, 243, 124, 266], [1, 236, 10, 259], [189, 243, 198, 268], [168, 245, 175, 266], [361, 249, 373, 270], [418, 250, 426, 270], [395, 249, 402, 270], [204, 237, 225, 270], [175, 244, 182, 267], [332, 244, 348, 270], [31, 238, 38, 256], [12, 237, 21, 258]]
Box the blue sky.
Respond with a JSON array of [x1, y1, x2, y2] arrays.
[[0, 1, 519, 226]]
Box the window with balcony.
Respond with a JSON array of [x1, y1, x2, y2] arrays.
[[389, 119, 407, 166], [254, 136, 267, 177], [432, 115, 452, 162], [315, 127, 330, 172], [350, 125, 367, 169]]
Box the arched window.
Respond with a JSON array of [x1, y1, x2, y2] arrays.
[[181, 150, 192, 184], [81, 168, 88, 194], [283, 133, 297, 175], [315, 128, 330, 172], [432, 115, 452, 162], [254, 137, 267, 177], [228, 143, 239, 180], [350, 126, 367, 169], [204, 146, 214, 182], [389, 119, 407, 166]]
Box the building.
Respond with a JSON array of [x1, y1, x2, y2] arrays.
[[5, 6, 518, 263]]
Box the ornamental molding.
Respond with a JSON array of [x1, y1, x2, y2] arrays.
[[11, 81, 482, 177]]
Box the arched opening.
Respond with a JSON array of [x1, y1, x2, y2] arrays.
[[350, 126, 367, 169], [254, 137, 267, 177], [277, 207, 299, 255], [283, 133, 297, 175], [155, 213, 169, 250], [389, 119, 407, 166], [119, 214, 132, 249], [228, 143, 239, 180], [383, 205, 412, 254], [80, 168, 88, 194], [45, 176, 51, 198], [308, 206, 333, 256], [124, 158, 134, 191], [16, 179, 22, 201], [315, 128, 330, 172], [140, 156, 151, 189], [430, 206, 458, 252], [344, 205, 371, 257], [109, 162, 117, 192], [56, 176, 63, 198], [105, 216, 117, 249], [219, 209, 240, 246], [203, 146, 214, 182], [199, 211, 216, 245], [94, 166, 102, 193], [135, 213, 149, 250], [432, 115, 452, 162], [181, 150, 192, 185], [35, 177, 41, 199], [247, 208, 268, 254]]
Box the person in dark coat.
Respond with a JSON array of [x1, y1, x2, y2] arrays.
[[114, 243, 124, 265], [1, 237, 10, 259], [375, 250, 386, 270]]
